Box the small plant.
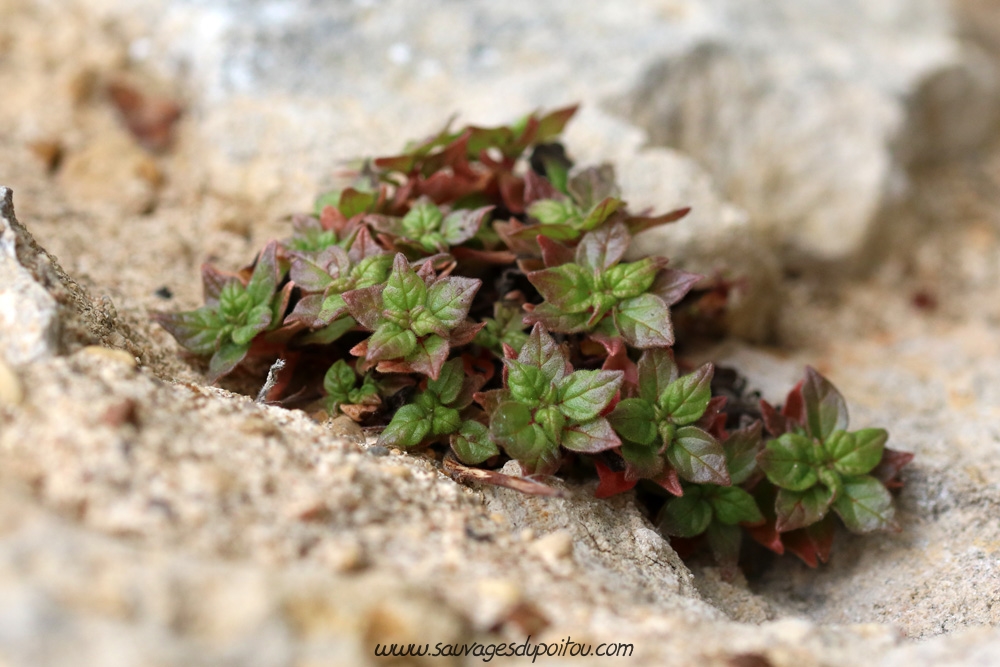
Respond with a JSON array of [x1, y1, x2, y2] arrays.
[[155, 105, 912, 570]]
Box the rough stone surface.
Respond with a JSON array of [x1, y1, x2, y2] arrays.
[[2, 0, 1000, 665]]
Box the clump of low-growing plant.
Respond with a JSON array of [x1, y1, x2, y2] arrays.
[[155, 105, 912, 571]]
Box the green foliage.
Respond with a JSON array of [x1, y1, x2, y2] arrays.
[[154, 105, 910, 572]]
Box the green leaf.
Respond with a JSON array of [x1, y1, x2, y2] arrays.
[[534, 406, 567, 444], [801, 366, 849, 441], [528, 199, 580, 227], [522, 302, 591, 334], [774, 485, 835, 532], [378, 404, 431, 448], [427, 358, 465, 405], [759, 432, 821, 491], [833, 475, 898, 533], [505, 361, 551, 406], [725, 422, 764, 486], [351, 253, 394, 288], [827, 428, 888, 477], [426, 276, 480, 329], [560, 417, 620, 453], [338, 187, 376, 218], [231, 304, 272, 346], [555, 369, 623, 422], [401, 201, 444, 238], [580, 197, 622, 230], [299, 316, 356, 345], [568, 165, 618, 210], [490, 402, 560, 474], [450, 420, 499, 465], [636, 348, 679, 405], [382, 254, 427, 315], [708, 486, 764, 526], [528, 264, 594, 313], [397, 334, 450, 379], [613, 294, 674, 348], [817, 467, 844, 501], [608, 398, 658, 446], [323, 360, 356, 405], [430, 405, 462, 436], [667, 426, 730, 485], [605, 258, 659, 300], [659, 363, 714, 426], [367, 323, 418, 361], [658, 490, 712, 538]]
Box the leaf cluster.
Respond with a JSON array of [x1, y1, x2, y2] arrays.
[[154, 105, 912, 571]]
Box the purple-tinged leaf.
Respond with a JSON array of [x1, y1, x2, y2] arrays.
[[207, 340, 250, 383], [774, 484, 835, 533], [378, 404, 431, 448], [828, 428, 887, 477], [567, 164, 618, 210], [342, 284, 385, 331], [201, 263, 239, 306], [608, 398, 658, 446], [659, 363, 714, 426], [653, 467, 684, 496], [575, 222, 629, 272], [379, 334, 450, 379], [625, 206, 690, 235], [523, 169, 560, 205], [153, 307, 225, 356], [441, 206, 493, 246], [613, 294, 674, 348], [801, 366, 849, 441], [833, 475, 898, 533], [289, 247, 345, 293], [759, 432, 821, 491], [535, 104, 579, 142], [426, 276, 480, 329], [522, 302, 592, 334], [448, 320, 486, 347], [759, 399, 791, 437], [527, 263, 594, 313], [650, 267, 702, 306], [667, 426, 730, 485], [636, 348, 679, 405], [450, 420, 498, 465], [367, 324, 418, 362], [872, 447, 914, 489], [724, 422, 764, 486], [517, 324, 569, 383], [538, 235, 574, 268], [561, 417, 620, 453], [556, 369, 623, 422]]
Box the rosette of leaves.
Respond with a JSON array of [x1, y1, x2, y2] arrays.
[[756, 367, 899, 535], [607, 349, 731, 492], [523, 222, 700, 348], [378, 358, 495, 464], [154, 241, 289, 381], [342, 253, 482, 378], [369, 199, 493, 255], [284, 227, 393, 343], [322, 359, 380, 420], [656, 423, 765, 565], [484, 324, 623, 475]]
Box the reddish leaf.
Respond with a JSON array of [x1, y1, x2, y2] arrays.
[[747, 520, 785, 555], [625, 206, 690, 235], [650, 267, 702, 307], [652, 467, 684, 497], [872, 447, 915, 490], [593, 458, 638, 498], [782, 517, 835, 568]]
